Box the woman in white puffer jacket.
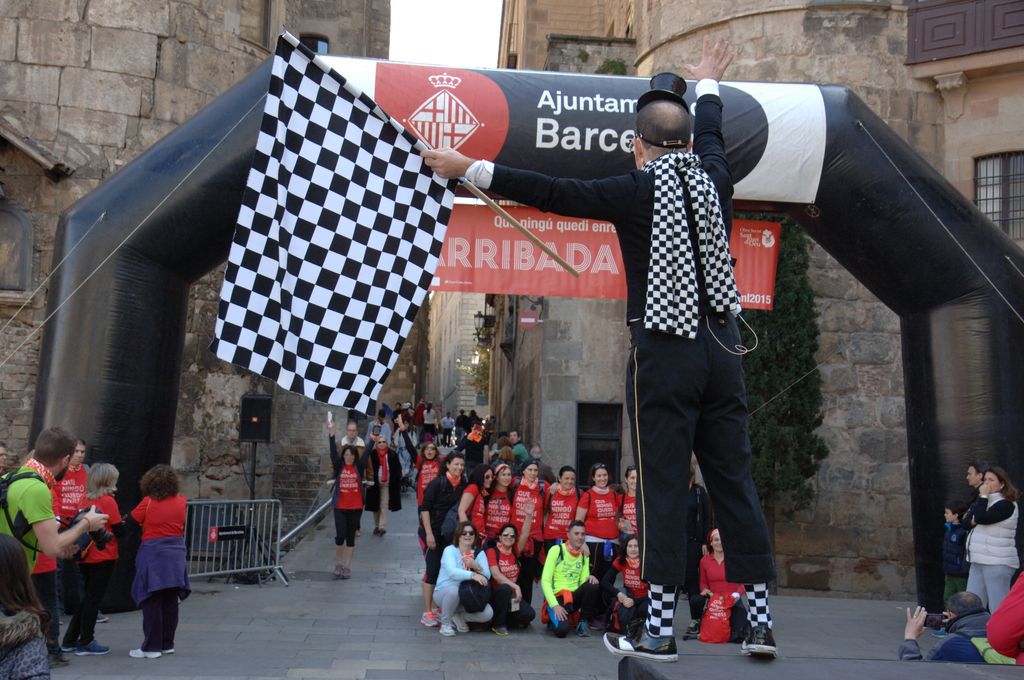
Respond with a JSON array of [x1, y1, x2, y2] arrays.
[[965, 466, 1020, 612]]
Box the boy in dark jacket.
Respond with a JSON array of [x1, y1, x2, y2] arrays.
[[944, 501, 970, 602]]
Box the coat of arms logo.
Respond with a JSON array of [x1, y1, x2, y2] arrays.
[[407, 74, 481, 150]]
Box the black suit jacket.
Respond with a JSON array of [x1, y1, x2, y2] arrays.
[[489, 93, 733, 323]]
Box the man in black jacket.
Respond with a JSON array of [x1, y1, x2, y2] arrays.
[[424, 38, 776, 662]]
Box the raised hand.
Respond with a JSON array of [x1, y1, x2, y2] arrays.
[[684, 37, 735, 83]]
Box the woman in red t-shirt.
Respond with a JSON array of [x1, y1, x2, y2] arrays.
[[575, 462, 622, 629], [458, 464, 493, 531], [601, 534, 649, 634], [129, 464, 189, 659], [486, 517, 537, 635], [61, 462, 121, 656], [415, 442, 442, 508], [687, 528, 747, 643], [511, 459, 546, 602], [329, 419, 364, 580], [618, 465, 638, 536], [542, 466, 580, 553], [479, 464, 514, 545]]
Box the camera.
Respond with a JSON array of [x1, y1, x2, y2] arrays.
[[59, 506, 113, 559], [924, 612, 945, 629]]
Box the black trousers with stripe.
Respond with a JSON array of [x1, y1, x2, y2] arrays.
[[626, 315, 776, 586]]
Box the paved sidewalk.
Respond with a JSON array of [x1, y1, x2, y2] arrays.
[[53, 499, 1014, 679]]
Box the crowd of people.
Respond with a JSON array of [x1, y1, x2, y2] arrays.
[[324, 402, 781, 660], [899, 459, 1024, 663], [0, 429, 189, 674], [323, 398, 1024, 668]]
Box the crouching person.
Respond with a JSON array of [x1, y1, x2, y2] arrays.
[[900, 591, 1010, 663], [541, 520, 601, 638], [434, 521, 493, 636], [487, 518, 537, 635]]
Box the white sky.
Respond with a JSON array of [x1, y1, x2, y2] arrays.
[[389, 0, 503, 68]]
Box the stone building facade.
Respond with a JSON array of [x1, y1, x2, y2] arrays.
[[0, 0, 393, 523], [495, 0, 1024, 598], [425, 291, 490, 418]]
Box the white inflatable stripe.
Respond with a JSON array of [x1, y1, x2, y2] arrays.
[[726, 82, 826, 204]]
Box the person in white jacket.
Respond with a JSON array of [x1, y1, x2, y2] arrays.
[[433, 521, 493, 636], [965, 466, 1020, 612]]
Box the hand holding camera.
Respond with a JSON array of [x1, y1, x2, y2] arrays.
[[59, 505, 112, 561]]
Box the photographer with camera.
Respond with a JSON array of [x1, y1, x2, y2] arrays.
[[0, 428, 109, 570], [60, 463, 121, 656], [899, 591, 993, 662]]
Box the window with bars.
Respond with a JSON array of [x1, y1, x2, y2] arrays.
[[976, 152, 1024, 240]]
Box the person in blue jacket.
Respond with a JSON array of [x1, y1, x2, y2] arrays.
[[899, 592, 989, 662], [943, 500, 970, 602]]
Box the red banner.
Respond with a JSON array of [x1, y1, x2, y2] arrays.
[[432, 205, 781, 310]]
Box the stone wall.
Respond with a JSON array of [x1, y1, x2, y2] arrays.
[[545, 35, 637, 74], [0, 1, 393, 522], [501, 0, 611, 70]]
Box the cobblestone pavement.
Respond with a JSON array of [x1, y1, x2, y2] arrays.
[[53, 498, 1014, 679]]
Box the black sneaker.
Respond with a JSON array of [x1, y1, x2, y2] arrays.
[[682, 618, 700, 640], [741, 623, 778, 659], [603, 628, 678, 662]]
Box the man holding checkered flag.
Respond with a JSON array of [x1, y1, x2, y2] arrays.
[[212, 33, 456, 414], [424, 38, 778, 662]]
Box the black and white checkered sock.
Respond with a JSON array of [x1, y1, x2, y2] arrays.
[[645, 583, 677, 638], [744, 583, 772, 628]]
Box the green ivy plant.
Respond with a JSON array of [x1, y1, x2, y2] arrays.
[[739, 216, 830, 516]]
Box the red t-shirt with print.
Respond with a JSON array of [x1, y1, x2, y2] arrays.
[[511, 479, 545, 543], [543, 486, 580, 540], [81, 494, 121, 563], [463, 484, 487, 533], [56, 466, 88, 520], [480, 490, 513, 539], [486, 546, 520, 584], [621, 494, 637, 535], [416, 458, 442, 507], [578, 487, 622, 540], [336, 464, 362, 510], [613, 557, 649, 598]]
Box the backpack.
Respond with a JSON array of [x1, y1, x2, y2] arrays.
[[440, 503, 460, 542], [969, 637, 1017, 664], [0, 470, 46, 554], [458, 550, 492, 613], [698, 593, 736, 644]]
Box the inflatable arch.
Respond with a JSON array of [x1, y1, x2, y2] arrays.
[[31, 58, 1024, 608]]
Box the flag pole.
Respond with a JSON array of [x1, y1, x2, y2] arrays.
[[458, 181, 580, 278]]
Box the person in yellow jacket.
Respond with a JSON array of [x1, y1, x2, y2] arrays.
[[541, 520, 600, 637]]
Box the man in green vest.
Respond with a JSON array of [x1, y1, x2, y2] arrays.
[[0, 427, 108, 569], [540, 520, 601, 638]]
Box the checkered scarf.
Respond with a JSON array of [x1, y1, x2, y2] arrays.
[[642, 151, 740, 338]]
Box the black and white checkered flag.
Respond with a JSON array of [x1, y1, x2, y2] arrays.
[[643, 151, 740, 338], [212, 34, 456, 412]]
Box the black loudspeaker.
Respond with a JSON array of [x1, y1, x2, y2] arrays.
[[239, 393, 272, 442]]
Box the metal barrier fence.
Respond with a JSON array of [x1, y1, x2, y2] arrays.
[[184, 499, 289, 586]]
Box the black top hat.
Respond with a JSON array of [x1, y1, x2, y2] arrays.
[[637, 72, 688, 111]]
